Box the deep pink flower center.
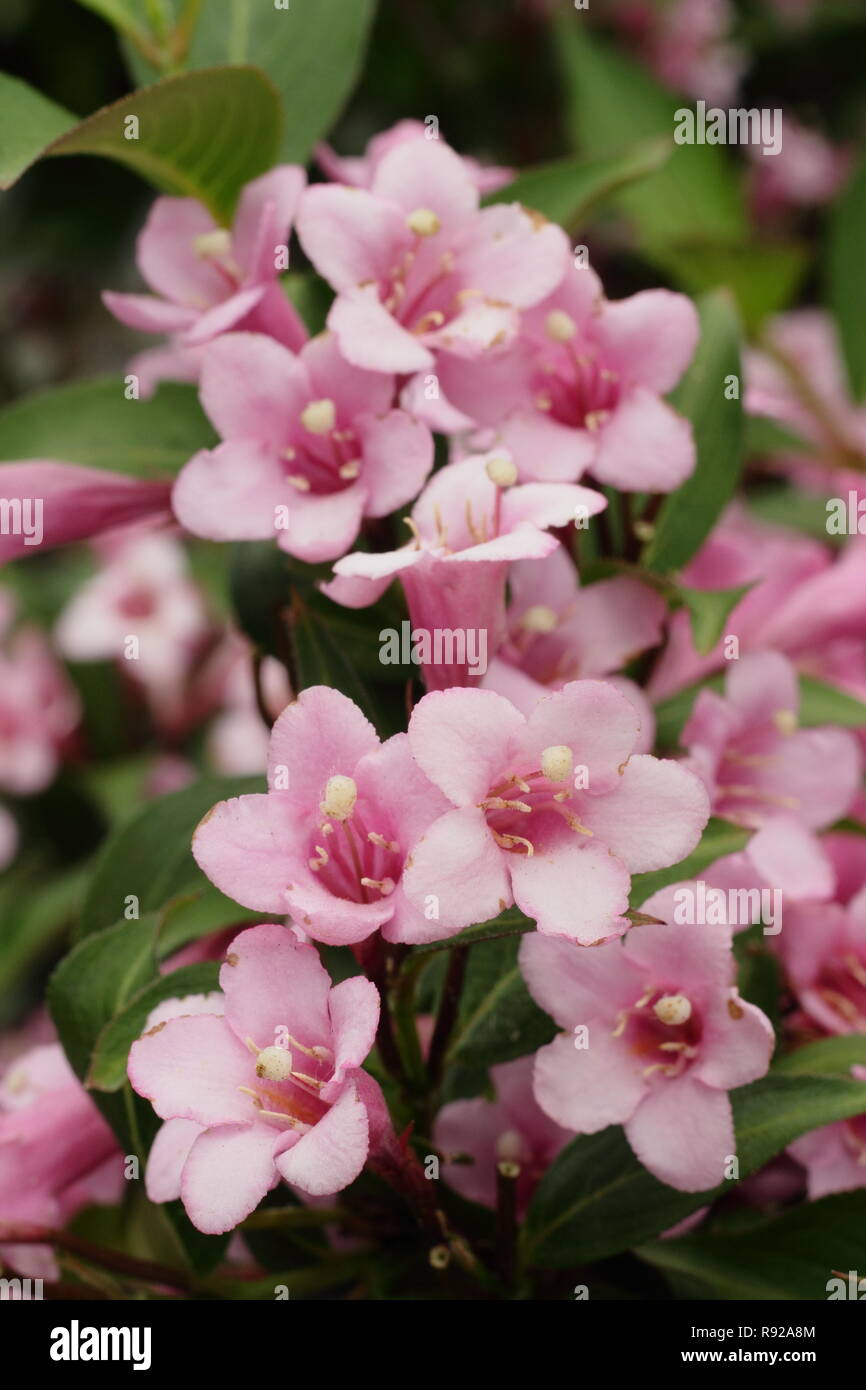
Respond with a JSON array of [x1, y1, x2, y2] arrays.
[[617, 988, 704, 1080], [538, 347, 621, 431], [280, 422, 362, 497], [479, 763, 590, 856], [307, 789, 402, 904], [815, 952, 866, 1028], [118, 587, 157, 620], [238, 1035, 332, 1132]]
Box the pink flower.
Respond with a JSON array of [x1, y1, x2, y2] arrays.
[[0, 1040, 121, 1279], [324, 452, 606, 690], [316, 119, 514, 196], [399, 681, 709, 945], [748, 120, 851, 219], [0, 461, 172, 565], [641, 814, 836, 935], [0, 594, 79, 795], [128, 924, 384, 1232], [788, 1110, 866, 1199], [649, 506, 866, 699], [433, 1056, 568, 1214], [519, 922, 774, 1191], [481, 547, 665, 738], [104, 168, 308, 396], [681, 651, 862, 830], [297, 138, 569, 374], [192, 686, 450, 946], [172, 331, 433, 563], [436, 266, 699, 491], [776, 885, 866, 1037], [54, 530, 212, 732], [203, 635, 291, 776]]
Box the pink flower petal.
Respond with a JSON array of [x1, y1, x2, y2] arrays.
[[181, 1121, 282, 1233], [128, 1015, 253, 1126], [625, 1076, 735, 1192], [533, 1031, 646, 1132], [274, 1084, 369, 1196]]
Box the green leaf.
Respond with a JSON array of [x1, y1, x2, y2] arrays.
[[680, 584, 754, 656], [126, 0, 377, 166], [638, 1192, 866, 1299], [444, 934, 556, 1080], [745, 415, 814, 459], [485, 138, 672, 232], [630, 818, 750, 906], [0, 378, 215, 476], [774, 1036, 866, 1076], [47, 915, 158, 1120], [652, 239, 808, 332], [644, 291, 744, 573], [89, 960, 221, 1091], [78, 775, 262, 938], [798, 675, 866, 728], [524, 1068, 866, 1267], [3, 66, 281, 223], [0, 862, 90, 1012], [0, 74, 76, 188], [156, 884, 269, 959], [554, 19, 745, 254], [747, 485, 841, 544], [290, 590, 382, 733], [827, 149, 866, 400]]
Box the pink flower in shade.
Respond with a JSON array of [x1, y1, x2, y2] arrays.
[[519, 923, 774, 1192], [323, 453, 606, 691], [481, 547, 665, 746], [433, 1056, 568, 1215], [192, 686, 451, 946], [128, 924, 386, 1233], [788, 1106, 866, 1200], [775, 887, 866, 1038], [172, 332, 434, 563], [203, 637, 292, 777], [0, 1041, 121, 1280], [54, 530, 212, 733], [614, 0, 746, 106], [103, 168, 308, 396], [641, 814, 836, 935], [748, 120, 851, 220], [399, 681, 709, 946], [680, 651, 862, 831], [0, 594, 79, 795], [296, 138, 570, 374], [436, 266, 699, 492], [0, 462, 172, 566], [315, 119, 514, 196], [648, 506, 866, 700]]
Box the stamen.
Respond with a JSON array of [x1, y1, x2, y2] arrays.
[[193, 229, 232, 260], [480, 795, 531, 813], [287, 474, 311, 491], [258, 1109, 311, 1131], [406, 208, 441, 237], [319, 775, 357, 821], [773, 708, 798, 735], [309, 845, 329, 871], [368, 830, 399, 852], [292, 1070, 324, 1090], [653, 995, 693, 1026], [541, 744, 573, 782], [300, 399, 337, 435], [360, 876, 395, 896], [339, 459, 362, 480], [255, 1046, 295, 1082], [521, 604, 558, 634], [238, 1086, 263, 1108], [413, 310, 446, 334], [485, 456, 518, 488], [545, 309, 577, 342], [403, 515, 423, 547], [492, 830, 535, 855]]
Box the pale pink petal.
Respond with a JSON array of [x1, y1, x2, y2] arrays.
[[517, 680, 640, 794], [192, 793, 293, 913], [696, 997, 775, 1090], [402, 806, 511, 935], [625, 1076, 734, 1192], [232, 165, 306, 282], [357, 410, 434, 517], [276, 483, 367, 563], [407, 687, 522, 804], [328, 287, 433, 372], [128, 1015, 253, 1125], [580, 755, 710, 873], [101, 291, 196, 334], [181, 1121, 281, 1233], [519, 929, 642, 1028], [198, 332, 308, 445], [533, 1031, 646, 1132], [326, 977, 380, 1090], [145, 1117, 204, 1203], [297, 185, 412, 292], [0, 463, 171, 565], [371, 138, 478, 228], [593, 289, 700, 393], [592, 388, 695, 492], [172, 442, 289, 541], [218, 923, 332, 1053], [510, 837, 631, 944], [266, 685, 379, 806], [136, 197, 224, 305], [274, 1084, 369, 1196]]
